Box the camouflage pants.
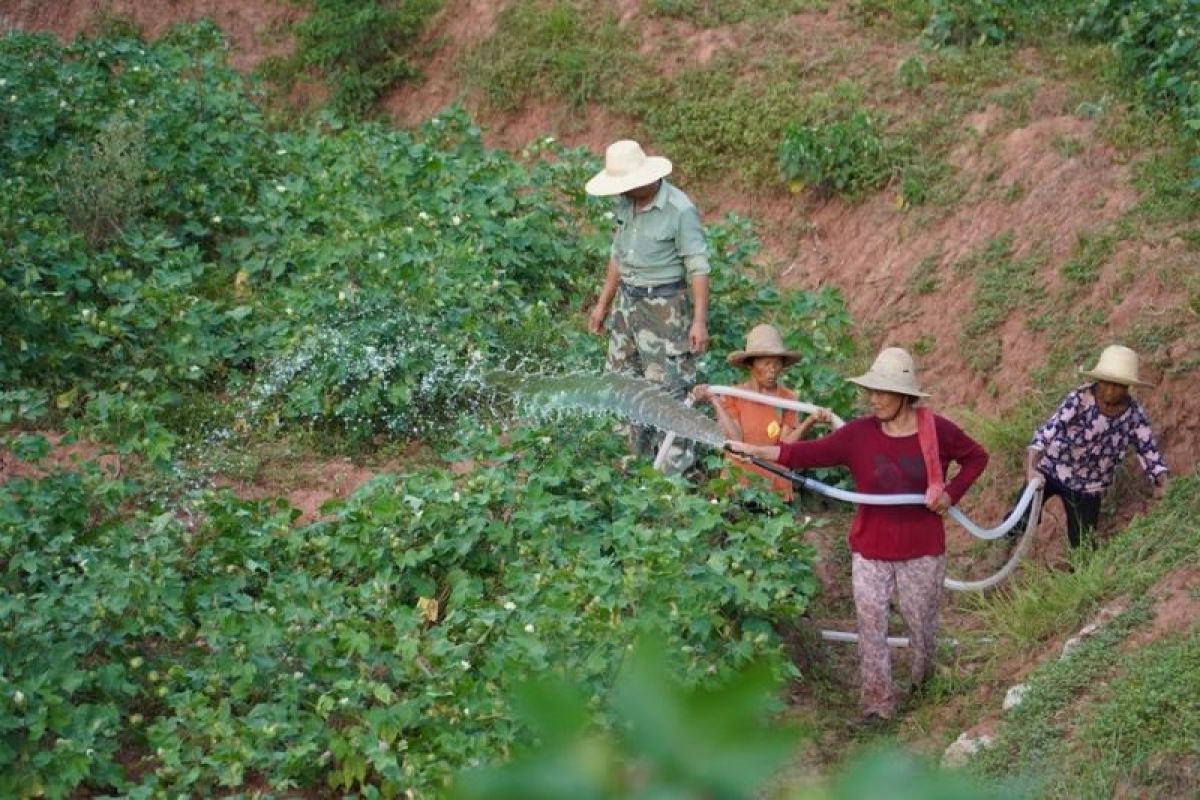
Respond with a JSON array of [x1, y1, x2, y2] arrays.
[[851, 553, 946, 717], [606, 287, 696, 474]]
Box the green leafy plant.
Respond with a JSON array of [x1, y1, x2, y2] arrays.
[[1074, 0, 1200, 134], [266, 0, 441, 117], [58, 112, 147, 249], [778, 110, 895, 199]]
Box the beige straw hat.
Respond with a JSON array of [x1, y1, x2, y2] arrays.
[[585, 140, 673, 197], [1079, 344, 1154, 388], [727, 324, 801, 368], [847, 347, 930, 397]]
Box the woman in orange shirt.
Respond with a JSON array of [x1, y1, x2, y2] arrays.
[[692, 324, 830, 500]]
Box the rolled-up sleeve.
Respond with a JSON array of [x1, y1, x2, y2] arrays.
[[677, 206, 710, 278]]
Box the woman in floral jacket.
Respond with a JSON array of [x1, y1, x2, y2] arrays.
[[1027, 345, 1170, 548]]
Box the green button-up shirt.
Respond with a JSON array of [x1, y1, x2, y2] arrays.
[[610, 180, 711, 287]]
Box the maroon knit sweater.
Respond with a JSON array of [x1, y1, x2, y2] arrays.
[[778, 415, 988, 559]]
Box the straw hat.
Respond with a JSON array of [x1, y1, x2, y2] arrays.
[[585, 140, 673, 196], [1079, 344, 1154, 388], [847, 347, 930, 397], [727, 324, 801, 368]]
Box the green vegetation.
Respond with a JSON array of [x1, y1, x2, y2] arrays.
[[262, 0, 441, 117], [0, 25, 866, 797], [617, 61, 810, 185], [955, 232, 1045, 372], [646, 0, 825, 26], [463, 0, 632, 112], [1075, 0, 1200, 133], [778, 110, 893, 199], [959, 476, 1200, 796]]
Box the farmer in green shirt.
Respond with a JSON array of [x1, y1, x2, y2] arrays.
[[586, 140, 711, 474]]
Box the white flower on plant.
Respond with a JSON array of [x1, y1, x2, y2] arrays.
[[126, 99, 135, 107], [460, 660, 471, 670], [418, 211, 430, 221], [276, 149, 288, 156], [604, 211, 614, 220], [59, 100, 67, 109], [275, 184, 287, 193], [524, 623, 535, 634], [13, 690, 25, 706], [503, 600, 516, 611], [0, 79, 6, 87], [7, 95, 15, 103], [211, 215, 221, 224], [451, 215, 462, 226]]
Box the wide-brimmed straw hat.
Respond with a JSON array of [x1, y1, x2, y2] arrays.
[[847, 347, 930, 397], [585, 140, 673, 196], [727, 324, 801, 368], [1079, 344, 1154, 388]]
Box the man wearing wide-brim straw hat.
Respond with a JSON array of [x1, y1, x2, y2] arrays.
[[728, 346, 989, 724], [1023, 344, 1170, 549], [585, 139, 711, 474], [692, 324, 831, 500]]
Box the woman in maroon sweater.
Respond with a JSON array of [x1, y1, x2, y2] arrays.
[[729, 347, 988, 723]]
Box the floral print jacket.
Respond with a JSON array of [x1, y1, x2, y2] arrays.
[[1030, 383, 1169, 495]]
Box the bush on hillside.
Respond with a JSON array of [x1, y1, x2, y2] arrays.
[[778, 110, 895, 199], [1074, 0, 1200, 133]]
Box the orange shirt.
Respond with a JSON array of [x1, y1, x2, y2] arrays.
[[719, 385, 800, 499]]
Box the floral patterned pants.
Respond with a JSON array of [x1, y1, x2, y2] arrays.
[[851, 553, 946, 717]]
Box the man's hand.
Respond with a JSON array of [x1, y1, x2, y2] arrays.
[[689, 320, 709, 354], [690, 384, 712, 403], [588, 303, 608, 335]]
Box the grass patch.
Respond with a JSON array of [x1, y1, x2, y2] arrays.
[[462, 0, 634, 112], [1059, 224, 1123, 285], [646, 0, 826, 27], [908, 251, 944, 294], [956, 232, 1045, 372], [964, 553, 1112, 649], [971, 601, 1153, 785], [618, 61, 817, 184], [1048, 630, 1200, 796]]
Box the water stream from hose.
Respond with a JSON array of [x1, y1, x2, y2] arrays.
[[488, 370, 726, 448]]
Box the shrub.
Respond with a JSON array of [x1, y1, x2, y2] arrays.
[[778, 110, 895, 199], [1074, 0, 1200, 133], [274, 0, 441, 117], [58, 112, 147, 249]]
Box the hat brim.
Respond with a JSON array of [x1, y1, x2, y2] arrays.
[[846, 373, 931, 398], [584, 156, 672, 196], [1079, 368, 1154, 388], [727, 350, 801, 368]]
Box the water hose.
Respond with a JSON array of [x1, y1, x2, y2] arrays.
[[735, 450, 1044, 592], [655, 383, 1043, 650]]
